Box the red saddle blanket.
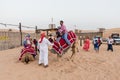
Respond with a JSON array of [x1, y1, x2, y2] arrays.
[[52, 31, 77, 55], [19, 45, 36, 60]]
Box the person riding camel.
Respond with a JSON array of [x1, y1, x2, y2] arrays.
[[19, 34, 36, 61], [23, 34, 31, 48], [58, 20, 71, 46]]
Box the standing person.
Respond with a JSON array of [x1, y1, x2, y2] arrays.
[[58, 20, 71, 46], [107, 36, 114, 52], [94, 40, 99, 53], [83, 36, 90, 51], [37, 32, 53, 68], [93, 36, 101, 51], [98, 37, 102, 48], [33, 39, 38, 54]]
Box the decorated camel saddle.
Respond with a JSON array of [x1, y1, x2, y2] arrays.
[[19, 45, 36, 63], [52, 31, 77, 55]]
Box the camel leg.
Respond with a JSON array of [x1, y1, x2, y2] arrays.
[[70, 42, 75, 59], [70, 53, 74, 59], [57, 53, 62, 61]]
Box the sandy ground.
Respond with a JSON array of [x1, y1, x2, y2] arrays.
[[0, 43, 120, 80]]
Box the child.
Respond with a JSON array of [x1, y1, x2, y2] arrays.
[[94, 40, 99, 52], [37, 32, 53, 68]]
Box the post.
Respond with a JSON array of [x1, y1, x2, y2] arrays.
[[80, 37, 82, 46], [19, 23, 22, 46]]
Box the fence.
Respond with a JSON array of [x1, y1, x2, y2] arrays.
[[0, 31, 35, 51], [76, 32, 103, 46]]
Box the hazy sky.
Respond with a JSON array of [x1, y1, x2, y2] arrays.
[[0, 0, 120, 30]]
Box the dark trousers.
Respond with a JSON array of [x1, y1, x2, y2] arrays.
[[107, 44, 113, 51]]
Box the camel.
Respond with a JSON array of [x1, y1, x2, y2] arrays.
[[21, 52, 35, 64], [50, 31, 79, 60]]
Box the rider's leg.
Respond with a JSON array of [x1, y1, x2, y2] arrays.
[[56, 37, 63, 49], [62, 33, 71, 45]]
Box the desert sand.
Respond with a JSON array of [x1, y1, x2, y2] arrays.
[[0, 43, 120, 80], [0, 28, 120, 80]]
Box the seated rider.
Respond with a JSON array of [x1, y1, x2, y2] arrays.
[[19, 34, 36, 60], [58, 20, 71, 46], [56, 31, 62, 49], [23, 34, 31, 48]]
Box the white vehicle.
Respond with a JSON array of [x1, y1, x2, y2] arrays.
[[111, 33, 120, 45], [113, 37, 120, 45]]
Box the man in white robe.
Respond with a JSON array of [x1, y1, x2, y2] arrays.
[[37, 33, 53, 67]]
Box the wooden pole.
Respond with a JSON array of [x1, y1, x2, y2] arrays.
[[80, 38, 82, 46], [19, 23, 22, 46]]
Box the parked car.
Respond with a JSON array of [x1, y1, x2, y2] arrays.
[[111, 33, 119, 38], [111, 33, 120, 45], [113, 37, 120, 45]]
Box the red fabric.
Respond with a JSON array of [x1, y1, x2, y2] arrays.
[[52, 31, 77, 55], [98, 39, 101, 44], [39, 33, 45, 43], [19, 45, 35, 60], [83, 39, 90, 51]]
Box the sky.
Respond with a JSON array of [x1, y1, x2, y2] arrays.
[[0, 0, 120, 30]]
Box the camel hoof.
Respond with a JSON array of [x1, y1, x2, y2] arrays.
[[25, 56, 29, 64], [50, 49, 56, 54]]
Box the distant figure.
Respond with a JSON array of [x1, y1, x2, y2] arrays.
[[94, 40, 99, 52], [37, 32, 53, 68], [83, 36, 90, 51], [93, 36, 102, 51], [58, 20, 71, 46], [98, 37, 102, 48], [107, 36, 113, 52]]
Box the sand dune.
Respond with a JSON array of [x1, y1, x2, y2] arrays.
[[0, 43, 120, 80]]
